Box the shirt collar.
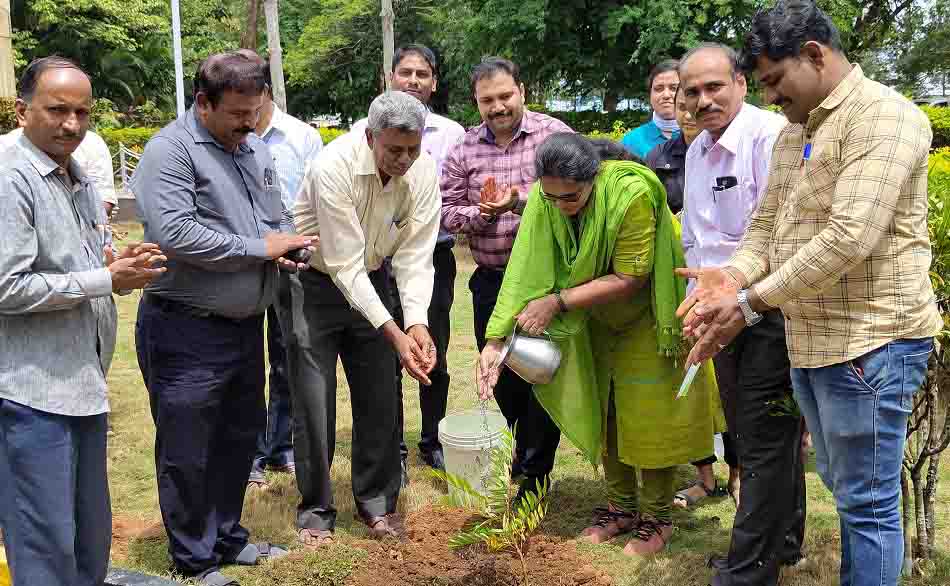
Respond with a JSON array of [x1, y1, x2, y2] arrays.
[[700, 102, 753, 156], [259, 102, 285, 140], [16, 132, 90, 186], [815, 64, 864, 113], [477, 109, 536, 144], [185, 107, 255, 154]]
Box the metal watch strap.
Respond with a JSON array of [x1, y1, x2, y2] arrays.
[[737, 289, 763, 326]]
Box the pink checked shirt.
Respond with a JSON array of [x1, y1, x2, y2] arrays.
[[440, 110, 573, 269]]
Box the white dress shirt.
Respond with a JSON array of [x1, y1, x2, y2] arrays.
[[294, 130, 441, 329], [256, 104, 323, 209], [1, 128, 118, 205], [682, 103, 787, 270]]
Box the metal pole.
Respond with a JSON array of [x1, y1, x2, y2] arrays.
[[380, 0, 394, 91], [171, 0, 186, 117], [264, 0, 287, 112], [119, 144, 128, 190], [0, 0, 15, 97]]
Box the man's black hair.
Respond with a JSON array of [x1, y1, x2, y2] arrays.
[[193, 51, 268, 107], [19, 56, 89, 102], [740, 0, 844, 74]]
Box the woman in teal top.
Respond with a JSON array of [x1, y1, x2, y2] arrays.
[[621, 60, 681, 158]]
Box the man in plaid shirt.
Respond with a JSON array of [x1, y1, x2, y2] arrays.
[[679, 3, 942, 585], [440, 57, 572, 499]]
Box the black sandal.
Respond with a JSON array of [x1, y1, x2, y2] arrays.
[[673, 479, 722, 508]]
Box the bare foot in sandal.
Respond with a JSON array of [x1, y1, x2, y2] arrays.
[[581, 505, 639, 544], [298, 528, 334, 548], [673, 479, 719, 509]]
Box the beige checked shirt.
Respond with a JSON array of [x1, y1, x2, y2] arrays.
[[729, 66, 943, 369]]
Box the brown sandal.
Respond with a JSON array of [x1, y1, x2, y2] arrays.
[[363, 514, 401, 539], [297, 528, 334, 548], [581, 506, 639, 544]]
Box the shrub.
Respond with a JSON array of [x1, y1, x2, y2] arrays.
[[447, 102, 648, 135], [99, 127, 161, 154], [0, 97, 15, 133], [923, 106, 950, 149], [319, 126, 346, 144]]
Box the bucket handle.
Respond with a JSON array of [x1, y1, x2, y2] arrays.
[[513, 321, 554, 343]]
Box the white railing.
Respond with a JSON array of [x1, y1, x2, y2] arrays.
[[112, 143, 140, 192]]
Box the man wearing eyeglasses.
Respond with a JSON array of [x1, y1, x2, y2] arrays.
[[679, 43, 804, 586], [440, 56, 573, 500]]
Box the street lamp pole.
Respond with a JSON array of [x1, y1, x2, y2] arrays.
[[171, 0, 186, 117]]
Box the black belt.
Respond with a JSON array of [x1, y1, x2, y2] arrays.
[[144, 293, 258, 322]]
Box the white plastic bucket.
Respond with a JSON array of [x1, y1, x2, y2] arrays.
[[438, 409, 507, 497]]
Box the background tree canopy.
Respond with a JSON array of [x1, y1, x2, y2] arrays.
[[9, 0, 949, 121]]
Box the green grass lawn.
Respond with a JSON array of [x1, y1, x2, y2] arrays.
[[105, 223, 950, 585]]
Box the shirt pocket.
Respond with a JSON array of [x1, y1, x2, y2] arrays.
[[261, 185, 284, 231], [374, 216, 412, 259], [714, 180, 755, 238], [794, 155, 837, 216]]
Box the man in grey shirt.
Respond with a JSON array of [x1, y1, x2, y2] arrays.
[[0, 56, 165, 586], [132, 51, 312, 585]]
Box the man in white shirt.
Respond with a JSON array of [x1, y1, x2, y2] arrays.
[[244, 50, 325, 488], [351, 44, 465, 482], [679, 43, 804, 586], [291, 91, 440, 545], [1, 127, 118, 218]]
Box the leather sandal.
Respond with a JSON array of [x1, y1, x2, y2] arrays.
[[673, 479, 723, 508], [363, 514, 400, 539], [298, 528, 334, 548]]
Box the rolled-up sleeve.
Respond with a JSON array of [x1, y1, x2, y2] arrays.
[[133, 137, 271, 270], [0, 173, 113, 314], [439, 140, 493, 234], [392, 160, 440, 328], [315, 161, 393, 329]]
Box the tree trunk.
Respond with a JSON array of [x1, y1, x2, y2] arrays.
[[603, 90, 619, 113], [380, 0, 394, 91], [912, 468, 927, 559], [241, 0, 261, 50], [263, 0, 286, 112], [901, 468, 914, 576]]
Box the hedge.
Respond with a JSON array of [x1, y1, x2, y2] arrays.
[[448, 103, 650, 134], [923, 106, 950, 149]]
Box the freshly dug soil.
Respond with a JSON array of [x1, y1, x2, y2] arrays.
[[348, 506, 613, 586]]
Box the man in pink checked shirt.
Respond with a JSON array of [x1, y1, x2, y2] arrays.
[[440, 56, 572, 500]]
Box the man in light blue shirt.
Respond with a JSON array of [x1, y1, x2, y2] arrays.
[[0, 56, 165, 586], [245, 50, 324, 487]]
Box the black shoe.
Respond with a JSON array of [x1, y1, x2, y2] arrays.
[[400, 458, 409, 488], [706, 554, 727, 570], [420, 448, 445, 471]]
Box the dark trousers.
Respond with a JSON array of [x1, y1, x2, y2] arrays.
[[469, 266, 561, 480], [0, 400, 110, 586], [288, 269, 401, 531], [711, 310, 806, 586], [135, 296, 265, 576], [254, 275, 295, 471], [392, 241, 456, 458]]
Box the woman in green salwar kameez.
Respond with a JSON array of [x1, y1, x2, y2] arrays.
[[477, 134, 722, 556]]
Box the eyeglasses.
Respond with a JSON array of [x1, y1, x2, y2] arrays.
[[540, 189, 583, 203]]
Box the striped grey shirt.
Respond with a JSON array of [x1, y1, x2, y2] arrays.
[[0, 134, 117, 416]]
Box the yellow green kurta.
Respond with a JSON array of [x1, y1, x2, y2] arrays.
[[486, 162, 723, 471]]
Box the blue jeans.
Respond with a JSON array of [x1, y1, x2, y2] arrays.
[[0, 399, 111, 586], [791, 338, 933, 586]]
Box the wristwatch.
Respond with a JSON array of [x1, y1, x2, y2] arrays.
[[737, 289, 764, 327]]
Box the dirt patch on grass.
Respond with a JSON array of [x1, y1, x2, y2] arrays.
[[347, 506, 613, 586], [111, 516, 164, 559]]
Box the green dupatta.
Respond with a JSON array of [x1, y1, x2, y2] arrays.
[[484, 160, 687, 465]]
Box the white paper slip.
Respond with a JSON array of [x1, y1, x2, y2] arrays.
[[676, 363, 701, 399]]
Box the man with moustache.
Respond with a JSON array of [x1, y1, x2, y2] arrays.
[[680, 3, 941, 584], [351, 44, 465, 482], [291, 91, 440, 546], [440, 57, 572, 499], [0, 56, 165, 586], [678, 43, 805, 586], [133, 50, 312, 585]]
